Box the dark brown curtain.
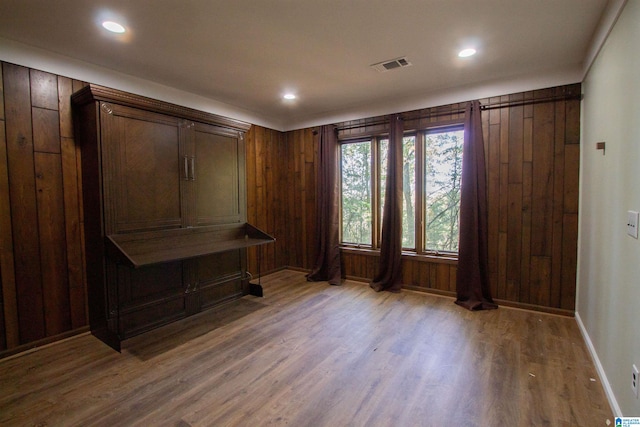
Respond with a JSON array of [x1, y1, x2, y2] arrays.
[[371, 115, 403, 293], [455, 101, 498, 310], [307, 125, 342, 285]]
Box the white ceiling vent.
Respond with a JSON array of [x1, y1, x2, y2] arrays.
[[371, 57, 412, 72]]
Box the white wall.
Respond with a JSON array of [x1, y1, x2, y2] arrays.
[[578, 0, 640, 416]]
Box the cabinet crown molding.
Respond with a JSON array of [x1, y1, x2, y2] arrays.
[[72, 84, 251, 132]]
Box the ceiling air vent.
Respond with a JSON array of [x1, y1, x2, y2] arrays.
[[371, 57, 412, 72]]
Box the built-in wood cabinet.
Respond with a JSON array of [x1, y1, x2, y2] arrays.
[[72, 85, 272, 351]]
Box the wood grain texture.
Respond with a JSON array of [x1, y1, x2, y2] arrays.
[[0, 58, 582, 354], [29, 69, 58, 110], [32, 107, 61, 153], [0, 62, 88, 350], [53, 73, 89, 335], [0, 69, 20, 350], [245, 125, 289, 276], [35, 152, 71, 336], [73, 85, 253, 349], [3, 63, 45, 343], [330, 84, 582, 312], [0, 270, 612, 426]]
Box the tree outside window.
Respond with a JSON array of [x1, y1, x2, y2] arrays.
[[340, 126, 463, 255]]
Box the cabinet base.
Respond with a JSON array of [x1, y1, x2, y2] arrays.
[[91, 327, 122, 353], [248, 282, 263, 297]]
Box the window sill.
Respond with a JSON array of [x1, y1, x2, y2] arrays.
[[339, 246, 458, 265]]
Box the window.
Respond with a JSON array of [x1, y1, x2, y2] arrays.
[[340, 126, 463, 255], [341, 140, 372, 245], [423, 128, 464, 252]]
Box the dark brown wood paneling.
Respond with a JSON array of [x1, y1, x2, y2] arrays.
[[561, 214, 579, 310], [245, 126, 258, 273], [58, 77, 86, 329], [35, 152, 71, 335], [0, 65, 4, 120], [565, 97, 581, 145], [508, 99, 524, 184], [550, 98, 566, 309], [304, 133, 317, 271], [32, 107, 61, 153], [531, 102, 555, 257], [487, 122, 500, 299], [530, 256, 551, 307], [3, 63, 45, 343], [506, 183, 523, 301], [30, 69, 58, 110], [324, 84, 581, 312], [245, 125, 288, 277], [0, 59, 582, 354], [0, 66, 20, 350], [564, 144, 580, 214], [520, 162, 533, 304], [0, 62, 89, 352]]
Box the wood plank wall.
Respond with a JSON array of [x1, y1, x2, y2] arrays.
[[0, 59, 581, 353], [283, 128, 318, 271], [245, 126, 318, 276], [0, 62, 88, 352], [245, 126, 287, 275], [283, 84, 581, 314]]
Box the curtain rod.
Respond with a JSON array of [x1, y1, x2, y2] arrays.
[[335, 92, 582, 132]]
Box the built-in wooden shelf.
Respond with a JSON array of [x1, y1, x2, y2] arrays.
[[105, 223, 274, 268]]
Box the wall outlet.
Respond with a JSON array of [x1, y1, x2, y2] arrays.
[[633, 364, 639, 398], [628, 211, 639, 239]]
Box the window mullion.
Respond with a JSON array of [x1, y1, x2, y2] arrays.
[[415, 132, 425, 255], [371, 137, 379, 249]]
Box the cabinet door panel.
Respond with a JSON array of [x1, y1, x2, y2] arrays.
[[118, 297, 186, 339], [102, 104, 183, 233], [195, 251, 244, 310], [199, 279, 243, 310], [196, 251, 242, 284], [118, 261, 184, 308], [193, 124, 245, 226]]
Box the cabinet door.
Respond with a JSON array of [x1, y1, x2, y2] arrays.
[[112, 260, 186, 338], [100, 103, 186, 234], [193, 250, 245, 311], [190, 123, 246, 227]]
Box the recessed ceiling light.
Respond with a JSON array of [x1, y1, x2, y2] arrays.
[[283, 93, 296, 100], [458, 48, 476, 58], [102, 21, 126, 33]]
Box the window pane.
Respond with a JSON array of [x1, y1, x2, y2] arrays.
[[424, 129, 464, 252], [402, 136, 416, 249], [341, 141, 372, 245]]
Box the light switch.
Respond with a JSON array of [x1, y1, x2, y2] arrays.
[[628, 211, 639, 239]]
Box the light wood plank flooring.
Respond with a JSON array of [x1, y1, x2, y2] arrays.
[[0, 270, 612, 426]]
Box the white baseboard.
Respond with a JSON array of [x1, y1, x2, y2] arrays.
[[575, 311, 622, 416]]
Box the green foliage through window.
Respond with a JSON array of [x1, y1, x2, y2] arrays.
[[424, 129, 463, 252], [341, 141, 372, 245], [340, 127, 463, 254]]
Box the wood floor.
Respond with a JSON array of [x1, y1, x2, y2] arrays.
[[0, 270, 612, 426]]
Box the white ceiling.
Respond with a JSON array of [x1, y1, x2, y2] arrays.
[[0, 0, 613, 130]]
